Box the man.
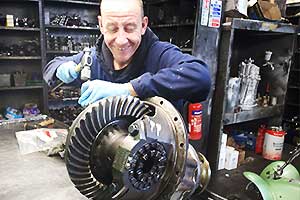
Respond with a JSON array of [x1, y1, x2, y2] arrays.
[[43, 0, 211, 113]]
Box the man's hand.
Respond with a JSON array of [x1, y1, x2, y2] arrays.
[[56, 61, 79, 83], [78, 80, 131, 106]]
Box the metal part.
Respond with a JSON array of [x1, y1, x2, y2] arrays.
[[274, 143, 300, 178], [51, 47, 92, 93], [79, 47, 92, 81], [238, 58, 261, 110], [65, 96, 211, 199]]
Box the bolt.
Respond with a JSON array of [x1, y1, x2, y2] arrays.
[[128, 124, 139, 136]]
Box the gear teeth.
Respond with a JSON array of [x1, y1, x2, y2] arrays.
[[66, 96, 150, 199], [84, 112, 98, 140], [91, 107, 101, 132], [68, 143, 89, 162]]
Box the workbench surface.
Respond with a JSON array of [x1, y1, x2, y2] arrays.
[[0, 128, 87, 200]]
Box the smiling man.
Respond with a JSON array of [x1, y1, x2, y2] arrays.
[[43, 0, 211, 112]]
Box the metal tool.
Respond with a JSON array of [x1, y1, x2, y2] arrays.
[[274, 143, 300, 178], [50, 47, 92, 93], [65, 96, 211, 200]]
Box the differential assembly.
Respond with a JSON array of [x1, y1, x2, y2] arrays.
[[65, 96, 210, 199]]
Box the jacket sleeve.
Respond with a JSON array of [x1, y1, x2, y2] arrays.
[[42, 52, 84, 86], [130, 43, 211, 103]]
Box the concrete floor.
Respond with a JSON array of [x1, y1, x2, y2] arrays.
[[1, 126, 299, 200], [0, 128, 87, 200]]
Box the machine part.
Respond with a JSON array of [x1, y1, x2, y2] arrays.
[[244, 143, 300, 200], [238, 58, 261, 110], [65, 96, 211, 199]]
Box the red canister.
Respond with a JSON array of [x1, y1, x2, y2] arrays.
[[188, 103, 202, 140], [262, 127, 286, 160]]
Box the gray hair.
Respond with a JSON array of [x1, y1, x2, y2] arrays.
[[99, 0, 144, 17]]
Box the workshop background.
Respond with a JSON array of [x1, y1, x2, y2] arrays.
[[0, 0, 300, 200]]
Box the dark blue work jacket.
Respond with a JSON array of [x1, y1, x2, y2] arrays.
[[43, 28, 211, 113]]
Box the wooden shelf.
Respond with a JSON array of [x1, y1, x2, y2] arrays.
[[45, 25, 99, 31], [223, 105, 284, 125], [45, 0, 99, 6], [0, 56, 41, 60], [0, 26, 40, 32], [0, 85, 44, 91]]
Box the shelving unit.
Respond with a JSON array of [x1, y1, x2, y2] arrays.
[[205, 18, 297, 170], [283, 4, 300, 129], [0, 0, 46, 119], [43, 0, 100, 125], [144, 0, 197, 52], [223, 105, 284, 125]]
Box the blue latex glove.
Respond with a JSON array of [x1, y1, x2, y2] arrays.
[[78, 80, 130, 106], [56, 61, 79, 83]]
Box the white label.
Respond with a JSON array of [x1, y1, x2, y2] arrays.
[[201, 0, 210, 26], [208, 0, 222, 28]]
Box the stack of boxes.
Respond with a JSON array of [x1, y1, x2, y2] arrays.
[[218, 133, 240, 170]]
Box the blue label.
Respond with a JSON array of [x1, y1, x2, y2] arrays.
[[192, 110, 202, 115]]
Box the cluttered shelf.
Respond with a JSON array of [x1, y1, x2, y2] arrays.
[[0, 56, 41, 60], [222, 18, 297, 33], [0, 85, 44, 91], [0, 114, 48, 127], [46, 50, 79, 55], [223, 104, 284, 125], [45, 25, 99, 31], [45, 0, 99, 6], [49, 97, 79, 102], [151, 22, 194, 28], [0, 26, 40, 31]]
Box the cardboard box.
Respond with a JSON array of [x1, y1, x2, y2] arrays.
[[225, 146, 239, 170]]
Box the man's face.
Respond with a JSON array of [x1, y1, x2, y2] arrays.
[[98, 0, 148, 69]]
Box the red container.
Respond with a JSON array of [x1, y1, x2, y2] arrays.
[[188, 103, 202, 140], [262, 128, 286, 160], [255, 125, 266, 154]]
